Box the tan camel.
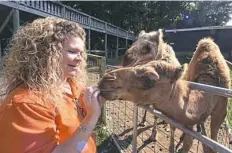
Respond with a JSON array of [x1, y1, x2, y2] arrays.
[[121, 29, 181, 142], [121, 29, 180, 67], [99, 38, 230, 153]]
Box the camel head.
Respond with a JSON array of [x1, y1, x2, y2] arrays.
[[121, 29, 164, 67], [99, 61, 186, 104]]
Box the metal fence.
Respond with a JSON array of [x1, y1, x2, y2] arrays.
[[86, 56, 232, 153], [86, 54, 107, 125], [104, 65, 232, 153]]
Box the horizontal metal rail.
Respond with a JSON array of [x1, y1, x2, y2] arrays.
[[165, 25, 232, 33], [188, 81, 232, 98], [140, 105, 232, 153], [106, 65, 121, 69]]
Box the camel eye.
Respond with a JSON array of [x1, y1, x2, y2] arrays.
[[142, 45, 151, 53], [141, 75, 156, 89], [141, 42, 155, 54]]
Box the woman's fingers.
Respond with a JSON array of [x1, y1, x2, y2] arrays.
[[98, 96, 106, 108], [85, 87, 98, 99], [85, 86, 106, 108]]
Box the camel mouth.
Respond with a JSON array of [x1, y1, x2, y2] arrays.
[[99, 89, 118, 100], [100, 89, 115, 92], [99, 89, 115, 97]]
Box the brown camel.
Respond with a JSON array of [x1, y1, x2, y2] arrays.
[[121, 29, 181, 143], [99, 38, 230, 153], [121, 29, 180, 67]]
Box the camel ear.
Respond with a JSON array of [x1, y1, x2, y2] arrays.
[[171, 64, 186, 83], [158, 29, 164, 44], [143, 29, 163, 43], [136, 67, 160, 89], [138, 30, 146, 37]]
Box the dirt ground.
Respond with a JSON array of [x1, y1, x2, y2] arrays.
[[105, 100, 232, 153]]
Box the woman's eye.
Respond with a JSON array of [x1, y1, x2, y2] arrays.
[[68, 50, 75, 53]]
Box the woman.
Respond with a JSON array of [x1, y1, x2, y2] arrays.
[[0, 17, 105, 153]]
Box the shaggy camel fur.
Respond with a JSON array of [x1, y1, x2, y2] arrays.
[[121, 29, 180, 67], [121, 29, 181, 142], [99, 38, 230, 153]]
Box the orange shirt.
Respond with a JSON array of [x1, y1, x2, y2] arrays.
[[0, 84, 96, 153]]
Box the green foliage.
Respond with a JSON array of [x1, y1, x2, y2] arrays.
[[227, 100, 232, 127], [227, 71, 232, 128], [94, 121, 110, 146], [62, 1, 232, 34], [176, 1, 232, 28]]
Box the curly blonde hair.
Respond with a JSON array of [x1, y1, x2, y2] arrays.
[[3, 17, 87, 107]]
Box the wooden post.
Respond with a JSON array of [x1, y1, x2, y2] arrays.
[[126, 39, 128, 48], [0, 40, 2, 58], [13, 9, 20, 33], [132, 104, 138, 152], [230, 50, 232, 60], [99, 56, 106, 125], [88, 29, 91, 52], [116, 37, 119, 60], [105, 33, 108, 59], [0, 9, 14, 35], [61, 6, 66, 18], [0, 40, 2, 68]]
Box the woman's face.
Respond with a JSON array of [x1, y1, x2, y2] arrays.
[[61, 36, 85, 78]]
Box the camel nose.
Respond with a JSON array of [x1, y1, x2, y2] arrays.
[[98, 73, 117, 89], [103, 73, 117, 81]]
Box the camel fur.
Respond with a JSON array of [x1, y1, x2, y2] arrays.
[[99, 38, 230, 153]]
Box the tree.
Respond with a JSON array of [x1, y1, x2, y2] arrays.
[[176, 1, 232, 28], [62, 1, 232, 34]]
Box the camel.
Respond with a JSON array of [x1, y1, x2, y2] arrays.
[[121, 29, 181, 142], [99, 38, 231, 153], [121, 29, 180, 67]]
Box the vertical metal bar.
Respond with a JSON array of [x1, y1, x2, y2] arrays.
[[61, 6, 66, 18], [126, 39, 128, 48], [111, 50, 113, 60], [170, 126, 175, 153], [116, 37, 119, 60], [31, 0, 35, 7], [124, 101, 127, 134], [132, 104, 138, 153], [99, 56, 106, 125], [0, 40, 2, 58], [89, 16, 92, 27], [13, 9, 20, 33], [44, 1, 47, 12], [230, 50, 232, 60], [0, 9, 14, 35], [105, 33, 108, 59], [88, 29, 91, 52], [40, 1, 43, 10]]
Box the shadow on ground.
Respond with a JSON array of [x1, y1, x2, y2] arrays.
[[97, 136, 120, 153]]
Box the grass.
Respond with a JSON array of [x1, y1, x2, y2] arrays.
[[95, 121, 110, 146], [227, 101, 232, 127], [226, 71, 232, 128], [95, 121, 120, 153]]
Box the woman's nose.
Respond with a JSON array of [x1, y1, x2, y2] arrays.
[[75, 52, 82, 60]]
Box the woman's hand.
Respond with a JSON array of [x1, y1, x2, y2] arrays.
[[83, 86, 106, 118]]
